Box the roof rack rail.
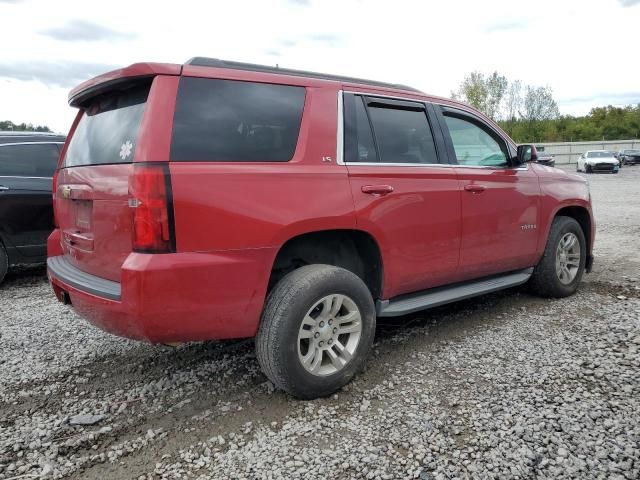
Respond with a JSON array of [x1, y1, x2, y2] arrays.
[[185, 57, 421, 93]]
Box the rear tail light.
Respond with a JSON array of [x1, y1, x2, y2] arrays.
[[52, 169, 59, 228], [128, 163, 175, 253]]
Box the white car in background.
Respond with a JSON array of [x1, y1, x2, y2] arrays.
[[576, 150, 620, 174]]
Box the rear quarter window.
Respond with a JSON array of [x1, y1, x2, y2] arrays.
[[170, 78, 305, 162]]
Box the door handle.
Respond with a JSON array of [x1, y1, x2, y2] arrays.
[[464, 184, 486, 193], [361, 185, 394, 196]]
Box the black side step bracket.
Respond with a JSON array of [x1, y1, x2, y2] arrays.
[[376, 268, 534, 317]]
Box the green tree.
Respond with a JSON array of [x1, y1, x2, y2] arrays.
[[0, 120, 52, 132], [451, 71, 507, 120]]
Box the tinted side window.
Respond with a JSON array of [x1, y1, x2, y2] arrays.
[[443, 114, 508, 167], [367, 104, 438, 164], [171, 78, 305, 162], [344, 95, 378, 163], [0, 144, 60, 177]]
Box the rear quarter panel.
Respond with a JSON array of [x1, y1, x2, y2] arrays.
[[170, 85, 356, 253]]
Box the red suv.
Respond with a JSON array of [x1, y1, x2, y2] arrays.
[[48, 58, 595, 398]]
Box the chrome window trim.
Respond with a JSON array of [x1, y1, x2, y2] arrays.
[[344, 161, 526, 170], [0, 142, 64, 147], [338, 90, 527, 171], [345, 161, 453, 168]]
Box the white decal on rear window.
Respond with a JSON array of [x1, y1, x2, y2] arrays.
[[119, 141, 133, 160]]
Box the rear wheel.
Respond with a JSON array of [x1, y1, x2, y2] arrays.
[[528, 216, 586, 298], [0, 242, 8, 285], [256, 265, 376, 399]]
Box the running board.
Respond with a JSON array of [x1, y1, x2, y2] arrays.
[[376, 268, 534, 317]]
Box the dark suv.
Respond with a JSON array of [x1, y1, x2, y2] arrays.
[[48, 59, 594, 398], [618, 149, 640, 165], [0, 132, 64, 283]]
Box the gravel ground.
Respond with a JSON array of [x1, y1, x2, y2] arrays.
[[1, 165, 639, 480]]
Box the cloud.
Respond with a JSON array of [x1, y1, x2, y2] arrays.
[[277, 33, 343, 49], [618, 0, 640, 6], [306, 33, 343, 46], [40, 19, 135, 42], [484, 19, 530, 33], [0, 0, 24, 3], [286, 0, 310, 4], [0, 61, 118, 88]]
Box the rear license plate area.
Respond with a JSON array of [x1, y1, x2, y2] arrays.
[[74, 200, 93, 229]]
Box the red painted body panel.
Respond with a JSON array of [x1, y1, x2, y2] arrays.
[[169, 85, 354, 252], [135, 76, 180, 163], [49, 250, 273, 342], [345, 165, 461, 298], [56, 164, 132, 282], [455, 166, 541, 279], [48, 61, 596, 344], [531, 163, 595, 259]]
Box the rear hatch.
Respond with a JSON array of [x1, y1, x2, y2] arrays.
[[56, 81, 150, 282]]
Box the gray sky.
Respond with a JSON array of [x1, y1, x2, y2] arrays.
[[1, 0, 639, 133]]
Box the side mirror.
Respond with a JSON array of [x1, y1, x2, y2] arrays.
[[517, 144, 538, 163]]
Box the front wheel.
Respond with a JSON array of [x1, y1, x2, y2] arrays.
[[585, 164, 593, 174], [528, 216, 586, 298], [255, 265, 376, 399]]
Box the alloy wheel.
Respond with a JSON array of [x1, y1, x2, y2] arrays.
[[297, 294, 362, 376], [556, 232, 581, 285]]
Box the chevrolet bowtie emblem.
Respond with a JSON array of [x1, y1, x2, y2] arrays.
[[62, 186, 72, 199]]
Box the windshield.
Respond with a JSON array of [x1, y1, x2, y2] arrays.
[[624, 150, 640, 155], [586, 151, 614, 158], [64, 83, 149, 167]]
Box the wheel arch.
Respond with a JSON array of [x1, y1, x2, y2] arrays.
[[267, 229, 384, 300], [552, 205, 594, 272]]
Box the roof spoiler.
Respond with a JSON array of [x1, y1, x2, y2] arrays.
[[68, 63, 182, 107]]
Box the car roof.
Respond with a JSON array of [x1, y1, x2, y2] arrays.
[[0, 131, 65, 145], [67, 59, 515, 147], [185, 57, 423, 93]]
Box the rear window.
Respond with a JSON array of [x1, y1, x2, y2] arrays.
[[170, 78, 305, 162], [64, 84, 149, 167], [0, 143, 60, 177]]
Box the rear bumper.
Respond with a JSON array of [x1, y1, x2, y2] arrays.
[[47, 248, 275, 343]]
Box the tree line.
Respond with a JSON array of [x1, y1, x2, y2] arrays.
[[0, 120, 52, 132], [451, 72, 640, 143]]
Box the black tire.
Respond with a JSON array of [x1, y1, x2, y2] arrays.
[[585, 164, 592, 174], [528, 216, 586, 298], [255, 264, 376, 399], [0, 242, 8, 285]]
